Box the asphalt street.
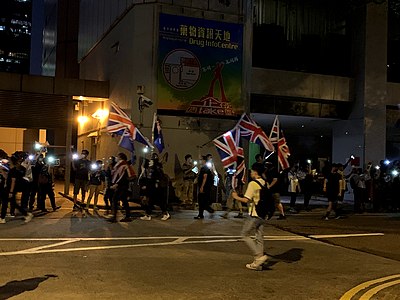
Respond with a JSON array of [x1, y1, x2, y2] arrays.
[[0, 191, 399, 300]]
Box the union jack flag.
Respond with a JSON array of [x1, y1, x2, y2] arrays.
[[213, 128, 245, 188], [278, 130, 291, 170], [237, 113, 274, 152], [107, 101, 152, 148], [107, 102, 134, 136], [269, 115, 280, 144], [269, 115, 290, 170]]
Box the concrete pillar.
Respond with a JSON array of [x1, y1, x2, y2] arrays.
[[363, 1, 388, 165], [333, 1, 388, 167], [64, 97, 73, 195]]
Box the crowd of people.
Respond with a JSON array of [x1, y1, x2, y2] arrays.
[[0, 150, 61, 224], [1, 146, 399, 226]]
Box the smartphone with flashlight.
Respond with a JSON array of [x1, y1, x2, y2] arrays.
[[191, 166, 199, 174]]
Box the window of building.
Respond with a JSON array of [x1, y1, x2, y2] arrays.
[[388, 0, 400, 82], [252, 0, 352, 76]]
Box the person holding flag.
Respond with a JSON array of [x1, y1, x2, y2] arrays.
[[107, 101, 153, 163], [152, 113, 165, 153]]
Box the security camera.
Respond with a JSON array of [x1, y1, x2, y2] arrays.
[[138, 95, 153, 111], [140, 95, 153, 106]]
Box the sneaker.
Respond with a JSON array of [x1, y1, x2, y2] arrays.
[[194, 215, 204, 219], [6, 214, 15, 218], [255, 255, 268, 265], [0, 218, 6, 224], [277, 214, 286, 220], [245, 262, 263, 271], [52, 206, 61, 211], [288, 208, 298, 213], [234, 213, 244, 218], [335, 215, 342, 219], [221, 212, 229, 219], [140, 215, 152, 221], [24, 213, 33, 223], [161, 213, 171, 221], [324, 217, 329, 221]]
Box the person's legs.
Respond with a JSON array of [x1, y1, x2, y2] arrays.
[[120, 189, 130, 218], [241, 217, 266, 259], [290, 192, 297, 208], [86, 185, 95, 209], [1, 195, 9, 219], [196, 192, 206, 218], [80, 180, 87, 204], [47, 184, 56, 209], [303, 193, 312, 210], [29, 183, 38, 209], [37, 185, 46, 210], [182, 180, 189, 204], [324, 200, 333, 219], [93, 185, 101, 209]]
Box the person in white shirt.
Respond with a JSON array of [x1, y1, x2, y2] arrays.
[[232, 163, 268, 271]]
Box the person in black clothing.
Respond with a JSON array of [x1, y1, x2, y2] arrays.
[[0, 152, 33, 223], [86, 160, 105, 212], [29, 154, 44, 211], [37, 157, 60, 212], [323, 164, 342, 220], [195, 154, 215, 219], [103, 156, 116, 215], [0, 161, 9, 223], [141, 153, 170, 221], [108, 153, 133, 223], [265, 162, 286, 219], [72, 149, 91, 210]]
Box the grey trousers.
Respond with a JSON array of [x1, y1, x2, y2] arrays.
[[241, 216, 265, 257]]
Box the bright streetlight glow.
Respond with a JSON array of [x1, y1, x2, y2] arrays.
[[77, 115, 89, 125]]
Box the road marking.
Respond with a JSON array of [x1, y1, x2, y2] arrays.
[[339, 274, 400, 300], [359, 279, 400, 299], [0, 233, 385, 256], [310, 233, 384, 239]]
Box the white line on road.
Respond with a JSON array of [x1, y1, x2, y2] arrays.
[[0, 233, 385, 256], [309, 233, 384, 239]]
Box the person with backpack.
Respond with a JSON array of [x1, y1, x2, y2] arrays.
[[232, 163, 270, 271]]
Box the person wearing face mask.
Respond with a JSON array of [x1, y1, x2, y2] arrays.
[[72, 149, 91, 214]]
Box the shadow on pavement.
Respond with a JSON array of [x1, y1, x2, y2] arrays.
[[263, 248, 304, 270], [0, 274, 58, 300]]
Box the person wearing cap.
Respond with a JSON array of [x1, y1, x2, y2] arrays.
[[72, 149, 91, 213], [194, 154, 215, 219]]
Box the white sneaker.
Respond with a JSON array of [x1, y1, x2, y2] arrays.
[[24, 212, 33, 223], [6, 214, 15, 218], [140, 215, 151, 221], [246, 255, 267, 271], [161, 213, 171, 221], [0, 218, 6, 224]]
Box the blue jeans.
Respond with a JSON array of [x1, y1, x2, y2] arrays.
[[241, 216, 265, 257]]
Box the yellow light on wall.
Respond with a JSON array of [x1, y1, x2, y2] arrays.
[[77, 115, 89, 125], [92, 108, 109, 120]]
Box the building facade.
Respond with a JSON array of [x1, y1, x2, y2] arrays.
[[68, 0, 400, 176], [0, 0, 32, 73]]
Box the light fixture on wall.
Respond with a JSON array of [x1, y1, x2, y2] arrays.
[[77, 115, 89, 125]]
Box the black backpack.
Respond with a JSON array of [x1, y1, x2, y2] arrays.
[[254, 180, 275, 220]]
